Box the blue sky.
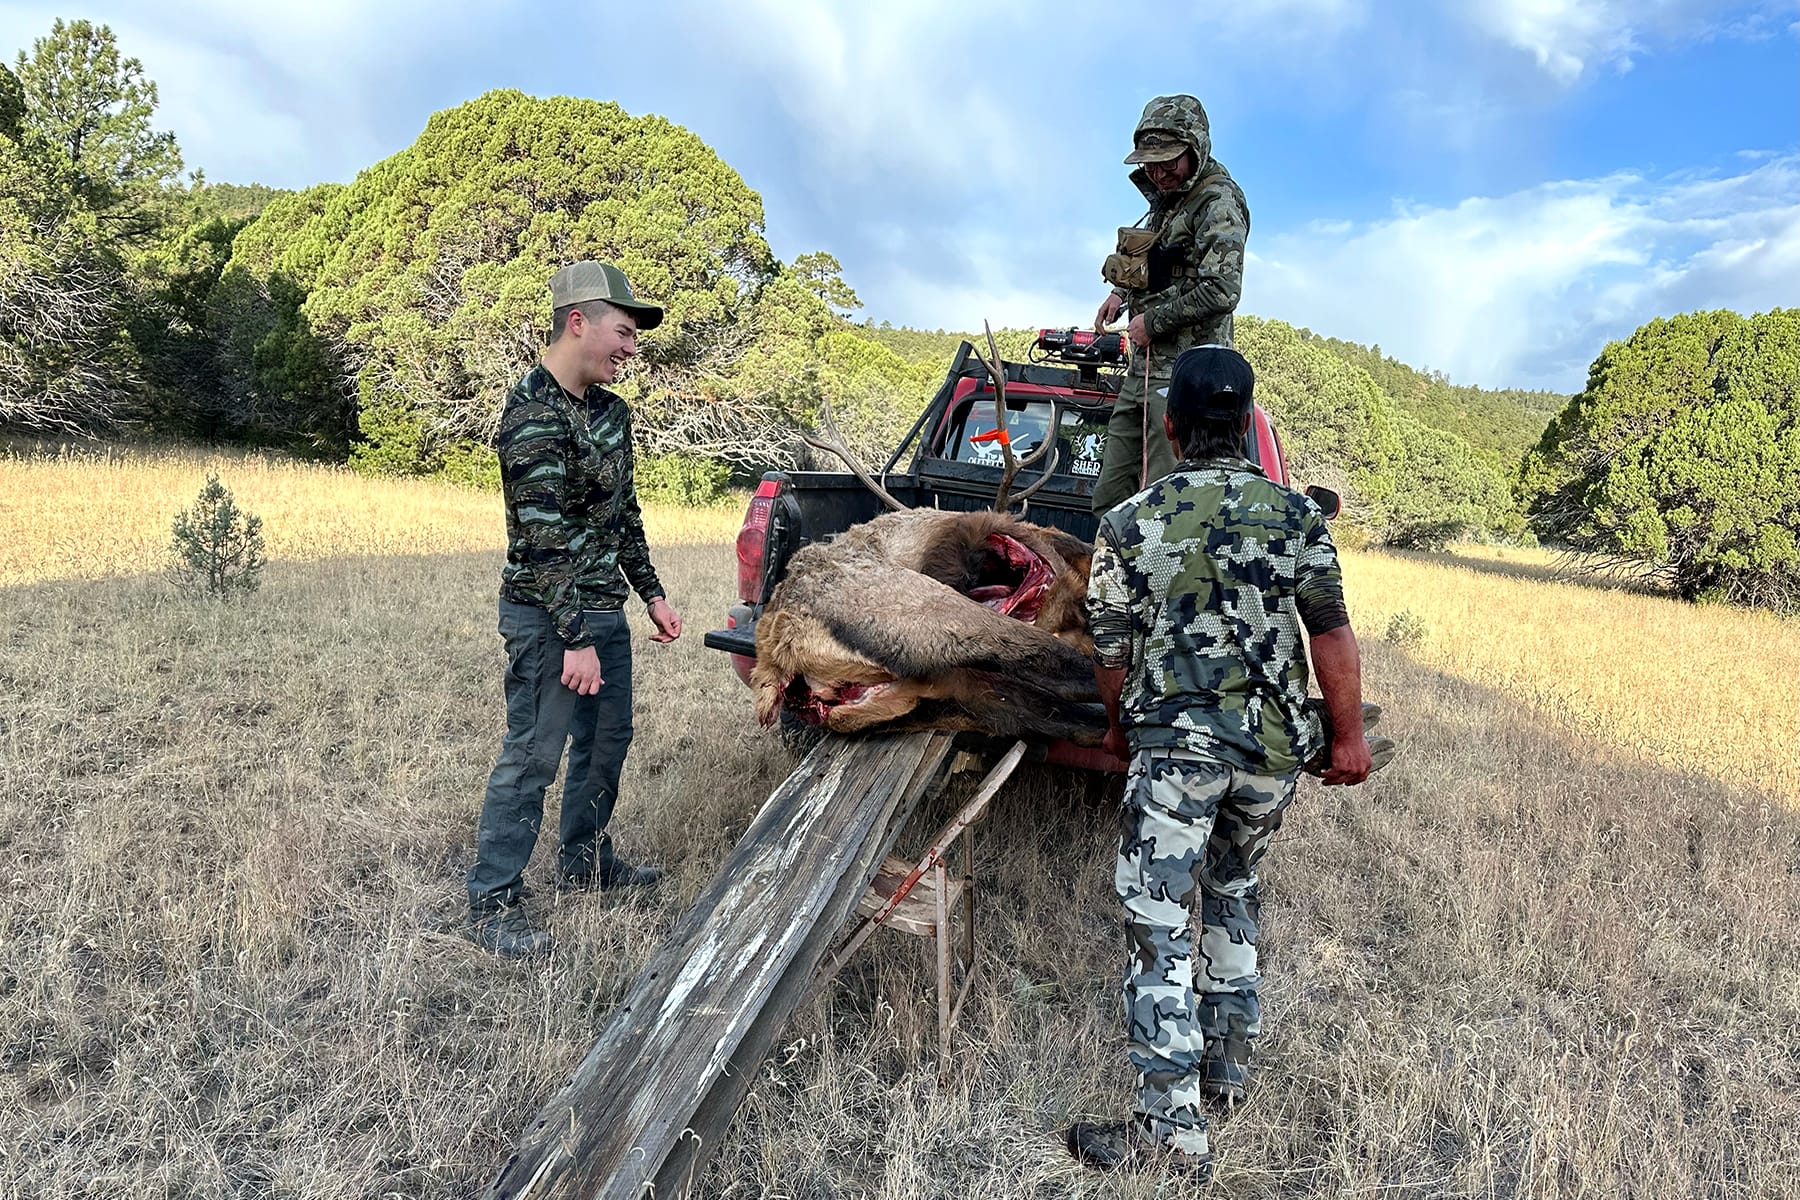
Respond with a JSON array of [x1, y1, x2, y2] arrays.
[[4, 0, 1796, 392]]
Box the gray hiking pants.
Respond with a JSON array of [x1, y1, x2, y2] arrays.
[[1117, 749, 1298, 1153], [467, 599, 633, 912]]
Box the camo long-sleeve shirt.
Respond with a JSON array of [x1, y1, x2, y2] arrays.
[[1086, 457, 1345, 775], [497, 364, 663, 649]]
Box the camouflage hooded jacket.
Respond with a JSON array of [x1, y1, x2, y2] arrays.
[[1085, 457, 1345, 775], [496, 363, 663, 649], [1115, 95, 1250, 368]]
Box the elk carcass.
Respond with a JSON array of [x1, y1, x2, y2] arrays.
[[751, 508, 1107, 742]]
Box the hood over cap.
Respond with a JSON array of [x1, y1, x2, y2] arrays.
[[1127, 94, 1222, 202]]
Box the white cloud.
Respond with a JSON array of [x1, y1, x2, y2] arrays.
[[1465, 0, 1633, 81], [1245, 155, 1800, 391], [1459, 0, 1793, 82], [861, 223, 1111, 334], [681, 0, 1035, 184]]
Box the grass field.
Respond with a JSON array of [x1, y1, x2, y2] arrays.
[[2, 445, 1797, 1198]]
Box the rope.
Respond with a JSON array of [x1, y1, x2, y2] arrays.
[[1140, 343, 1152, 488]]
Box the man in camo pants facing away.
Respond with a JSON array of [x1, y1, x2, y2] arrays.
[[1069, 345, 1374, 1180]]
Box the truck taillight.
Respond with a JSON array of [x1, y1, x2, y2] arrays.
[[735, 478, 781, 603]]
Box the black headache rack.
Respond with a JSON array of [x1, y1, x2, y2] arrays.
[[900, 341, 1118, 527], [701, 341, 1124, 663]]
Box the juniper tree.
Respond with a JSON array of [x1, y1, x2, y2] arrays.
[[1520, 308, 1800, 611]]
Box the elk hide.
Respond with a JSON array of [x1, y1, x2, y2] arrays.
[[752, 509, 1106, 742]]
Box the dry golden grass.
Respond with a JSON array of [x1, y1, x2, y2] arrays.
[[1343, 545, 1800, 804], [2, 446, 1796, 1199], [0, 443, 743, 586]]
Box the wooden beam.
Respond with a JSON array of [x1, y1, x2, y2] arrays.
[[485, 729, 956, 1200]]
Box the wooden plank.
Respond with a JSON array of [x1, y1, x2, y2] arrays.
[[648, 737, 954, 1196], [484, 729, 956, 1200]]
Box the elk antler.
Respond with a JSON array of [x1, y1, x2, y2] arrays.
[[799, 396, 912, 512], [971, 320, 1060, 511]]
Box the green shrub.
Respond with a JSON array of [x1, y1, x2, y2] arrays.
[[1385, 609, 1428, 650], [436, 442, 501, 491], [635, 451, 729, 505], [1388, 519, 1468, 552], [170, 474, 265, 598]]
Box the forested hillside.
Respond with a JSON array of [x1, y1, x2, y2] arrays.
[[1297, 331, 1565, 472], [3, 18, 1794, 606]]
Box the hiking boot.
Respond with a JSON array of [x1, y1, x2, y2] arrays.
[[1200, 1055, 1253, 1105], [555, 857, 663, 893], [467, 905, 554, 959], [1066, 1119, 1213, 1182]]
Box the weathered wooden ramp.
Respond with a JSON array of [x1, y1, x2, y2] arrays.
[[484, 729, 957, 1200]]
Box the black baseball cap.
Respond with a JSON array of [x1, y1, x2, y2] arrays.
[[1164, 345, 1254, 420]]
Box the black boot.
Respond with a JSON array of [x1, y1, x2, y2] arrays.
[[1199, 1054, 1253, 1105], [467, 905, 554, 958], [1066, 1119, 1213, 1181], [555, 856, 663, 892]]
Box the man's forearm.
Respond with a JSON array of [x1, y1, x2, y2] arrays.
[[1309, 624, 1363, 739], [1093, 663, 1126, 733]]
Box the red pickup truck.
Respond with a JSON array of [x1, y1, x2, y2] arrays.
[[702, 331, 1337, 768]]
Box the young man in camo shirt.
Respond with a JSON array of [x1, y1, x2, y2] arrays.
[[466, 261, 682, 959]]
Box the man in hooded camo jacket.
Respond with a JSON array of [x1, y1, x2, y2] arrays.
[[1091, 94, 1250, 515]]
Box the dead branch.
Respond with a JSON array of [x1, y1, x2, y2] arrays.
[[799, 396, 912, 512]]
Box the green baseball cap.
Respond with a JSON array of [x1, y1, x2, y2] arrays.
[[549, 261, 664, 330], [1124, 132, 1190, 165]]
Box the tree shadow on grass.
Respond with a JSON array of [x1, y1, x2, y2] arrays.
[[1382, 544, 1673, 597]]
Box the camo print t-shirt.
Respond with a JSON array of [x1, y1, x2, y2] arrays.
[[1086, 456, 1345, 775], [497, 364, 663, 649]]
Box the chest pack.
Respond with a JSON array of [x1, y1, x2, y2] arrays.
[[1100, 173, 1229, 293]]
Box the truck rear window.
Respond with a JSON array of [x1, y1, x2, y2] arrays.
[[941, 396, 1109, 479], [934, 390, 1278, 484]]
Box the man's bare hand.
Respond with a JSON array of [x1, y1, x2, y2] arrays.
[[1102, 724, 1130, 762], [1321, 734, 1372, 786], [648, 597, 683, 644], [1126, 313, 1148, 349], [1095, 292, 1124, 332], [561, 645, 602, 695]]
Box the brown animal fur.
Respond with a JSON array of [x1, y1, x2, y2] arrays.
[[751, 510, 1105, 741]]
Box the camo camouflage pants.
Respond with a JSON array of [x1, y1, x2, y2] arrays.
[[1116, 749, 1297, 1154]]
